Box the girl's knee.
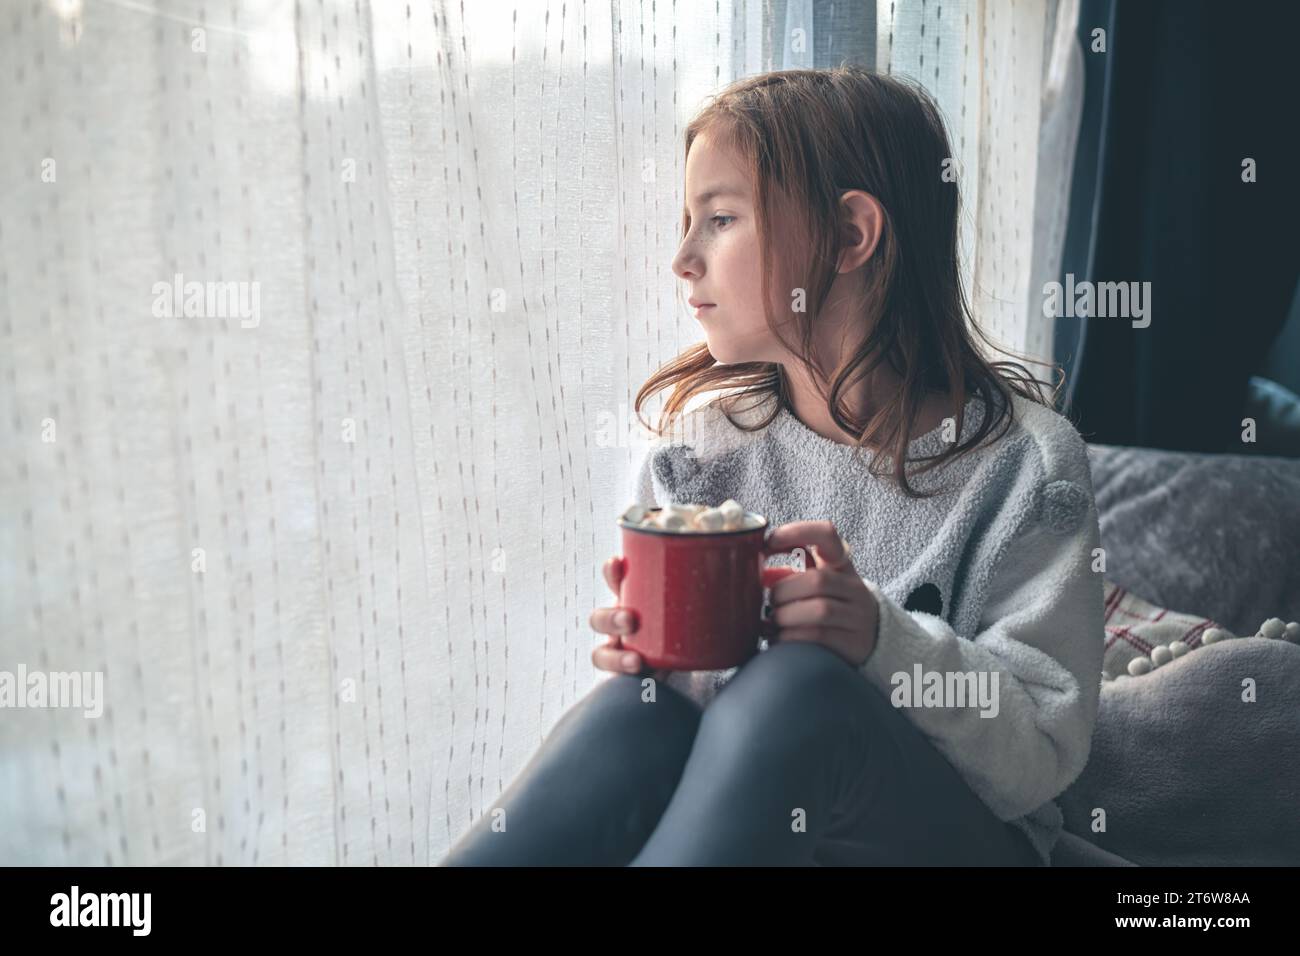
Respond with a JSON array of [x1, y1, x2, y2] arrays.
[[562, 673, 699, 738], [736, 640, 856, 696], [708, 640, 866, 731]]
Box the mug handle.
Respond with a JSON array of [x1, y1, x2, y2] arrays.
[[758, 529, 813, 639]]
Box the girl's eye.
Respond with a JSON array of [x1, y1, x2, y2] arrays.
[[710, 215, 736, 229]]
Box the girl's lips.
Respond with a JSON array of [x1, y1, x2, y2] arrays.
[[693, 304, 716, 316]]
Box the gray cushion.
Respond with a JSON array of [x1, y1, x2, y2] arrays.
[[1086, 443, 1300, 635], [1054, 443, 1300, 866]]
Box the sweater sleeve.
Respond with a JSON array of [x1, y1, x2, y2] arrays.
[[856, 485, 1106, 821]]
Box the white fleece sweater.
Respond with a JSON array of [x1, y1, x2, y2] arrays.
[[623, 389, 1105, 865]]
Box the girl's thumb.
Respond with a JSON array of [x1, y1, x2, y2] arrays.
[[760, 565, 802, 587]]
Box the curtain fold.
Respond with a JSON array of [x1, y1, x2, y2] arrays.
[[0, 0, 1076, 864], [1065, 0, 1300, 452]]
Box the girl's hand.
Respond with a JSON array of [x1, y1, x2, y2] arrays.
[[761, 521, 879, 667], [589, 556, 673, 683]]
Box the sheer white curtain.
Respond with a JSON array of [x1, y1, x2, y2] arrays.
[[0, 0, 1078, 865]]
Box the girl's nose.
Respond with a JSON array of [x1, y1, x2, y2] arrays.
[[672, 243, 701, 281]]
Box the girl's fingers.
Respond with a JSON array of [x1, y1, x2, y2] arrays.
[[771, 627, 824, 644], [769, 567, 857, 607], [760, 565, 802, 588], [768, 594, 859, 631], [763, 520, 853, 571], [591, 640, 644, 674], [588, 605, 637, 636]]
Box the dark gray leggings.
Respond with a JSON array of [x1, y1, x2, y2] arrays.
[[439, 640, 1043, 866]]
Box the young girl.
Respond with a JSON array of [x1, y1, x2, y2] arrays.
[[442, 66, 1104, 867]]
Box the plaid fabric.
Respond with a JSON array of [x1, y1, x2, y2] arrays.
[[1101, 580, 1224, 680], [1101, 580, 1300, 681]]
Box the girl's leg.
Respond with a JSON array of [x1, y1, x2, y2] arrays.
[[439, 672, 701, 866], [629, 641, 1042, 867]]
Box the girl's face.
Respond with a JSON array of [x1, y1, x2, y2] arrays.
[[671, 132, 788, 365]]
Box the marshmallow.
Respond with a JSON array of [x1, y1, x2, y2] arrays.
[[621, 500, 764, 535], [657, 513, 689, 531], [719, 499, 744, 522], [692, 508, 726, 531], [622, 504, 649, 525]]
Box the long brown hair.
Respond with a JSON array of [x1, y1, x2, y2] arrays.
[[634, 66, 1062, 498]]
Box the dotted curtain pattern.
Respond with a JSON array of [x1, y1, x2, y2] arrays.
[[0, 0, 1073, 865]]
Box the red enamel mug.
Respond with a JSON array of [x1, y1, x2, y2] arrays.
[[617, 506, 805, 671]]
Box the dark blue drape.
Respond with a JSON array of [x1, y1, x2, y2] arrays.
[[1056, 0, 1300, 453]]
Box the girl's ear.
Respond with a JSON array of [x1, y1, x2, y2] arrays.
[[836, 190, 885, 273]]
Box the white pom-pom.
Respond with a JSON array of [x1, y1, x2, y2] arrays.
[[1128, 656, 1153, 676], [1285, 621, 1300, 643], [1259, 617, 1286, 640], [1169, 640, 1189, 658], [1201, 628, 1230, 645], [1151, 644, 1172, 667]]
